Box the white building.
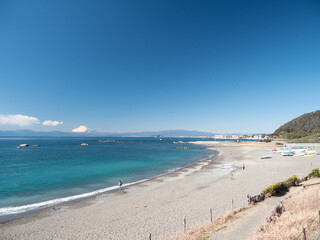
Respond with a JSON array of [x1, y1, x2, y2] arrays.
[[214, 134, 225, 139]]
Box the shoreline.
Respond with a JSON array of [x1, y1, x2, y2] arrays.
[[0, 144, 217, 223], [3, 141, 319, 240]]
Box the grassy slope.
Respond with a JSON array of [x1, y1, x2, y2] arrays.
[[167, 179, 320, 240], [251, 179, 320, 240], [283, 132, 320, 143], [273, 110, 320, 143]]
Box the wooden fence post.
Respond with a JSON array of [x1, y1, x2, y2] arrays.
[[318, 210, 320, 223], [210, 208, 212, 223], [149, 233, 151, 240], [184, 217, 187, 233], [302, 227, 306, 240]]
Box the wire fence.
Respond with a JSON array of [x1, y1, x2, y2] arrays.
[[148, 178, 320, 239], [147, 197, 320, 240], [293, 183, 320, 240], [293, 211, 320, 240], [147, 198, 247, 239]]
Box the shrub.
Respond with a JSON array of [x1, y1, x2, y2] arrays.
[[263, 182, 287, 197], [263, 138, 272, 143], [308, 168, 320, 179], [284, 175, 298, 187], [276, 143, 284, 145]]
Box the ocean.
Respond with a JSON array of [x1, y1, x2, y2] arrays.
[[0, 137, 215, 221]]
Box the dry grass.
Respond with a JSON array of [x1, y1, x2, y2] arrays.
[[251, 181, 320, 240], [167, 206, 252, 240]]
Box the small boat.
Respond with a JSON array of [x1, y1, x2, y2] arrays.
[[304, 154, 314, 157], [16, 146, 22, 149], [293, 149, 306, 154], [306, 150, 316, 155], [282, 151, 294, 156], [32, 145, 40, 147], [220, 164, 233, 169], [294, 153, 305, 157], [260, 155, 272, 159], [19, 144, 29, 147], [80, 143, 88, 146]]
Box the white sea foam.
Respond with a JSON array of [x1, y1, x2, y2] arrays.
[[0, 179, 147, 217], [0, 151, 216, 218]]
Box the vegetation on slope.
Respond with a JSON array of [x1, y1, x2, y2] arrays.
[[262, 175, 298, 197], [251, 179, 320, 240], [308, 168, 320, 179], [168, 170, 319, 240], [274, 110, 320, 134], [273, 110, 320, 142]]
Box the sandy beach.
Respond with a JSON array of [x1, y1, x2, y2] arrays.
[[1, 141, 320, 240]]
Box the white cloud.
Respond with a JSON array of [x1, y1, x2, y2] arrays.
[[72, 125, 91, 133], [0, 114, 40, 127], [42, 120, 64, 126]]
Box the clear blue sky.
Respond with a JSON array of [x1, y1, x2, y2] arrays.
[[0, 0, 319, 133]]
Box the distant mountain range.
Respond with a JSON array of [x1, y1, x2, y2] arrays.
[[0, 129, 215, 137]]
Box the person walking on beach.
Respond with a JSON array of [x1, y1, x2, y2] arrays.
[[242, 164, 245, 170], [118, 180, 123, 191]]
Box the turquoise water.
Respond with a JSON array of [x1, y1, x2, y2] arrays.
[[0, 137, 214, 219]]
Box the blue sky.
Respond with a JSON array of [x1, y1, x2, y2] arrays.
[[0, 0, 320, 133]]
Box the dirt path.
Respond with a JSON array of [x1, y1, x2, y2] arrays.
[[209, 195, 289, 240]]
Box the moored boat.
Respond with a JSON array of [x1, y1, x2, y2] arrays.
[[304, 154, 314, 157], [294, 153, 305, 157], [282, 151, 294, 156], [19, 144, 29, 147]]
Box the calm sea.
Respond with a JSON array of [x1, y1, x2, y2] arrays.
[[0, 137, 215, 220]]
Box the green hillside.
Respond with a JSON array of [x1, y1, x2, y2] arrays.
[[273, 110, 320, 142]]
